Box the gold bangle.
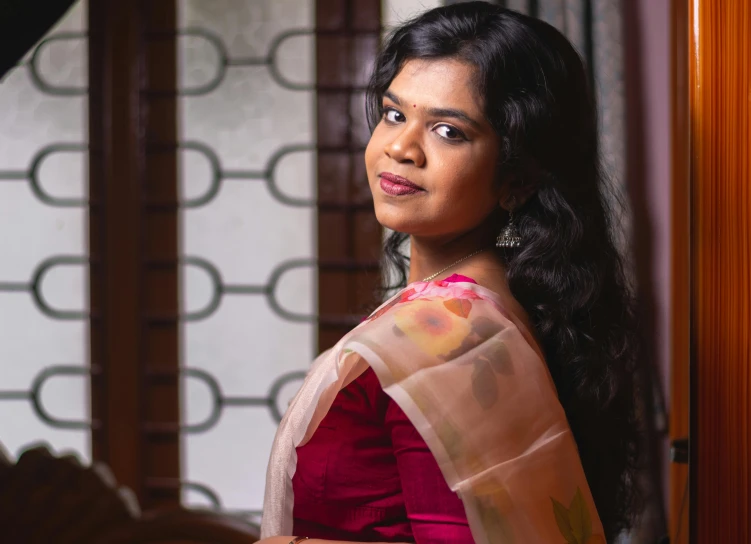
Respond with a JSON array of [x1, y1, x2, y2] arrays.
[[289, 538, 310, 544]]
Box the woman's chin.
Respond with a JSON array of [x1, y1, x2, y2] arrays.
[[374, 217, 421, 237]]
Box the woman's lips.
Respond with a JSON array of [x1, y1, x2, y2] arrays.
[[378, 172, 424, 196]]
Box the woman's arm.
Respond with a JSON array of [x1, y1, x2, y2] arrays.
[[385, 399, 474, 543]]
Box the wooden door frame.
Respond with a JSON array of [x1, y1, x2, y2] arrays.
[[315, 0, 382, 352], [86, 0, 385, 510], [673, 0, 751, 542], [88, 0, 181, 509], [669, 0, 690, 541]]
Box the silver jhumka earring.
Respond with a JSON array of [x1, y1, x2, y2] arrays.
[[496, 200, 522, 249]]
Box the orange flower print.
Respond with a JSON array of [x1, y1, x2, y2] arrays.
[[443, 297, 473, 318], [414, 305, 454, 335], [393, 299, 471, 357]]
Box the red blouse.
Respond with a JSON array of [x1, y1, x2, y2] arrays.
[[292, 275, 476, 543]]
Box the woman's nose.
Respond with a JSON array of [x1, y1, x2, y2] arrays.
[[384, 126, 425, 167]]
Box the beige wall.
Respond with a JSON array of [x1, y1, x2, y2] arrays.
[[624, 0, 672, 512]]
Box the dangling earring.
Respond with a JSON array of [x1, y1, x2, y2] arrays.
[[496, 200, 522, 249]]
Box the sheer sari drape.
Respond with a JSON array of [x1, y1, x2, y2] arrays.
[[262, 280, 605, 544]]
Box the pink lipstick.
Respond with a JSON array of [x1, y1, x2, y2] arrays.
[[379, 172, 424, 196]]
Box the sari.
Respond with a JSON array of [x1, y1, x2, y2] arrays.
[[262, 279, 606, 544]]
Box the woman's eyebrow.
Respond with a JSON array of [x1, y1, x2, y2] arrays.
[[383, 89, 402, 105], [383, 89, 481, 130], [424, 106, 481, 130]]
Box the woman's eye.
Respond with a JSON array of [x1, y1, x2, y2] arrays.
[[383, 108, 405, 124], [434, 124, 465, 141]]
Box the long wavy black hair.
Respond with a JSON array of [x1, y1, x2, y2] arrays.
[[365, 2, 640, 540]]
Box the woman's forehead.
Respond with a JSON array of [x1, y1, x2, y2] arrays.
[[387, 58, 483, 113]]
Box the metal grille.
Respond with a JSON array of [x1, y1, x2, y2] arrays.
[[0, 3, 90, 457], [176, 0, 383, 517], [178, 0, 320, 520], [0, 0, 379, 521]]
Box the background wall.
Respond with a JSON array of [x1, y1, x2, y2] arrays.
[[625, 0, 672, 498]]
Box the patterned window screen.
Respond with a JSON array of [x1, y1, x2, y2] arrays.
[[178, 0, 316, 521], [383, 0, 443, 27], [0, 1, 90, 461], [175, 0, 443, 521]]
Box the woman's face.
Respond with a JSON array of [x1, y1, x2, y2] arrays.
[[365, 58, 502, 240]]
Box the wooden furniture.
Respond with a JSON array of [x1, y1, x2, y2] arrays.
[[0, 443, 260, 544]]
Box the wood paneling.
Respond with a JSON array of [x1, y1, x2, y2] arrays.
[[88, 0, 144, 499], [688, 0, 751, 542], [88, 0, 180, 509], [315, 0, 382, 351]]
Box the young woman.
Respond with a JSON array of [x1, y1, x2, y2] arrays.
[[259, 3, 639, 543]]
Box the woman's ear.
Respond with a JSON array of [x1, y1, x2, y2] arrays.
[[497, 158, 539, 210], [498, 181, 538, 211]]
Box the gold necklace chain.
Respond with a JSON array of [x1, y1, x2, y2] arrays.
[[421, 247, 491, 282]]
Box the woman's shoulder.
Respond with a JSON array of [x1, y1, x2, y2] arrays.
[[374, 273, 544, 362], [443, 271, 541, 352], [364, 274, 491, 324]]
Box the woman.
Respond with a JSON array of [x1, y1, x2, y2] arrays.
[[259, 2, 639, 543]]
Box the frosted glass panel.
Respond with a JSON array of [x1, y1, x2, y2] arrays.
[[0, 2, 89, 461], [382, 0, 442, 27], [179, 0, 315, 517]]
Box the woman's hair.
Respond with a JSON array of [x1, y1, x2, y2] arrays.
[[366, 2, 640, 539]]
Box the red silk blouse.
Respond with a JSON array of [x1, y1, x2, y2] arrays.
[[291, 275, 476, 543]]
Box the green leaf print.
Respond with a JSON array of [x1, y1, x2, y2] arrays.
[[569, 487, 593, 543], [551, 497, 576, 543], [475, 495, 515, 543], [471, 360, 499, 409], [551, 487, 595, 544]]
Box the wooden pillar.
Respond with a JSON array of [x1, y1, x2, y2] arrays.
[[315, 0, 382, 351], [687, 0, 751, 541], [88, 0, 180, 509]]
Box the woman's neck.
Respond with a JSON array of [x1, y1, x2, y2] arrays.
[[407, 228, 498, 284]]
